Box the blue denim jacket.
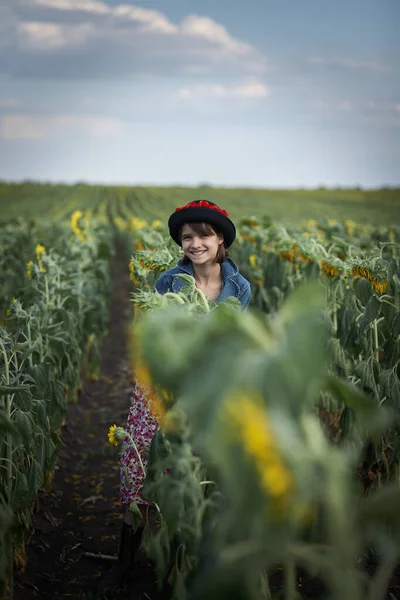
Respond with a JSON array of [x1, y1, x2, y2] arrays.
[[155, 258, 251, 309]]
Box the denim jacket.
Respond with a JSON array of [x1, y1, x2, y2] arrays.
[[155, 258, 251, 309]]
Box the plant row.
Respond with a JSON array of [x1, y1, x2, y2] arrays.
[[108, 216, 400, 599], [0, 211, 114, 595]]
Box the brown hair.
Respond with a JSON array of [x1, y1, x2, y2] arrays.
[[179, 222, 228, 264]]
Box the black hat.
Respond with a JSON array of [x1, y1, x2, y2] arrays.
[[168, 199, 236, 248]]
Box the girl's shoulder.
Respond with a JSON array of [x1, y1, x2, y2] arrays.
[[222, 258, 250, 287]]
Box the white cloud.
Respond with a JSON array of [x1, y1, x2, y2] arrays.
[[31, 0, 110, 14], [28, 1, 252, 50], [309, 56, 390, 74], [178, 80, 269, 101], [10, 1, 267, 79], [180, 15, 250, 56], [0, 113, 123, 139], [113, 6, 178, 34], [18, 21, 94, 49], [31, 0, 178, 33]]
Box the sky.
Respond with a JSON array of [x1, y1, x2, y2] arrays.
[[0, 0, 399, 188]]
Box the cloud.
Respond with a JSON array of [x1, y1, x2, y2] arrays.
[[31, 0, 111, 15], [180, 15, 250, 56], [309, 56, 390, 74], [18, 21, 94, 50], [2, 1, 267, 79], [178, 80, 269, 101], [0, 113, 123, 139]]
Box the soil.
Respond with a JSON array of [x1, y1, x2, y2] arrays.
[[12, 241, 400, 600]]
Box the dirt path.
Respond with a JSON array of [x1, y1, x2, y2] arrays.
[[14, 240, 163, 600]]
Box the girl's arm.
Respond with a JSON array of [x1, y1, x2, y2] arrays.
[[238, 282, 251, 309], [155, 272, 171, 295]]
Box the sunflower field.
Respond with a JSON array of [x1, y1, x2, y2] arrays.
[[0, 210, 114, 596], [1, 182, 400, 600], [118, 212, 400, 600]]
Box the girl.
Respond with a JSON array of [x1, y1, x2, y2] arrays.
[[99, 200, 251, 594]]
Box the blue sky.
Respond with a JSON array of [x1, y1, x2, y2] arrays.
[[0, 0, 399, 188]]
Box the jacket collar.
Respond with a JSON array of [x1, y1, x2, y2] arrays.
[[176, 257, 239, 281]]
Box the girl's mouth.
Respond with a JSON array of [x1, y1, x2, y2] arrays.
[[190, 250, 206, 256]]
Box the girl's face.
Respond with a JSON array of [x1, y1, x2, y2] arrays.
[[181, 223, 224, 265]]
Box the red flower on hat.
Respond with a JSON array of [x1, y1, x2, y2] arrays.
[[175, 200, 229, 217]]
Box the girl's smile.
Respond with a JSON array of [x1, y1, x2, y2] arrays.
[[181, 224, 223, 264]]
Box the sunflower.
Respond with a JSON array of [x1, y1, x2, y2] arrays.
[[108, 424, 119, 446], [128, 258, 135, 281], [133, 240, 144, 251], [130, 217, 147, 231], [320, 261, 339, 278], [26, 260, 34, 280], [223, 391, 293, 518], [279, 250, 295, 263], [108, 424, 126, 446], [249, 254, 257, 268], [240, 232, 257, 243], [293, 243, 311, 263], [352, 265, 388, 294], [35, 244, 46, 261], [71, 210, 87, 242], [372, 280, 388, 294], [6, 297, 18, 317]]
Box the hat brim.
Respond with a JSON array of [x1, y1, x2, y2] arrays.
[[168, 207, 236, 248]]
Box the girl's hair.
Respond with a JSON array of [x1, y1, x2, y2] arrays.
[[179, 222, 228, 265]]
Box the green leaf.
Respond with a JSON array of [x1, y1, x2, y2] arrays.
[[0, 384, 31, 394], [12, 388, 34, 412], [13, 411, 34, 447], [26, 460, 44, 494], [353, 277, 372, 305], [279, 281, 325, 327], [33, 401, 49, 430], [0, 411, 16, 435], [324, 375, 390, 436], [354, 359, 381, 397], [392, 312, 400, 336], [359, 296, 381, 334]]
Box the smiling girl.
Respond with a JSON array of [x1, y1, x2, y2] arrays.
[[156, 199, 251, 306], [99, 200, 251, 594]]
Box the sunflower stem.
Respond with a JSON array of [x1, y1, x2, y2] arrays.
[[284, 554, 296, 600], [373, 318, 379, 362], [0, 340, 14, 600]]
